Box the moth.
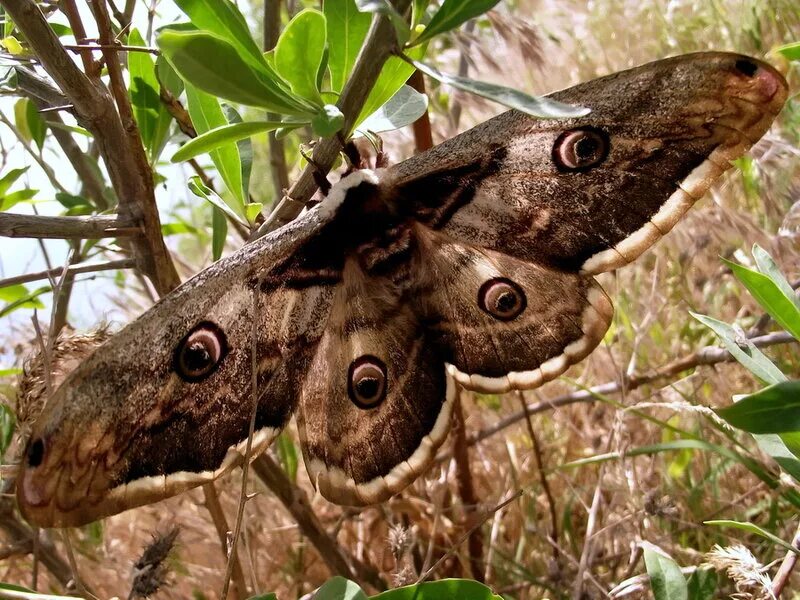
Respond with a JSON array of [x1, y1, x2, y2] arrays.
[[17, 52, 786, 527]]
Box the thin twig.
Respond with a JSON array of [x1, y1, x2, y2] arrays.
[[0, 258, 135, 287], [516, 391, 559, 559], [30, 529, 39, 591], [203, 484, 246, 600], [60, 530, 92, 599], [417, 489, 524, 584], [407, 69, 433, 152], [63, 43, 159, 54], [572, 461, 607, 599], [49, 242, 79, 336], [2, 0, 181, 294]]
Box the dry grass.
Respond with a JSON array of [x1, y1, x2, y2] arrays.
[[1, 0, 800, 598]]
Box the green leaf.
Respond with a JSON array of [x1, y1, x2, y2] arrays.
[[409, 57, 591, 118], [0, 368, 22, 376], [311, 104, 345, 136], [0, 283, 40, 303], [1, 35, 23, 55], [353, 43, 426, 132], [354, 0, 410, 44], [752, 244, 799, 310], [0, 187, 36, 212], [222, 105, 253, 206], [171, 120, 289, 163], [0, 402, 16, 457], [275, 9, 327, 105], [49, 23, 72, 38], [0, 582, 79, 599], [55, 191, 87, 209], [356, 84, 428, 134], [0, 166, 27, 196], [411, 0, 429, 29], [410, 0, 500, 46], [371, 580, 503, 600], [704, 520, 800, 555], [211, 206, 227, 261], [717, 381, 800, 434], [14, 98, 46, 150], [324, 0, 372, 93], [0, 285, 49, 318], [245, 595, 278, 600], [755, 432, 800, 482], [156, 55, 184, 97], [275, 432, 298, 483], [244, 203, 262, 224], [686, 568, 717, 600], [690, 312, 786, 385], [642, 545, 688, 600], [173, 0, 272, 75], [313, 577, 368, 600], [187, 175, 246, 227], [724, 257, 800, 342], [161, 222, 200, 236], [775, 42, 800, 61], [158, 30, 313, 115], [185, 83, 245, 217], [128, 29, 172, 162]]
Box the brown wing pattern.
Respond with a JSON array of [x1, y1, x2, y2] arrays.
[[16, 53, 787, 524], [385, 52, 787, 273], [296, 260, 453, 505], [412, 226, 612, 393]]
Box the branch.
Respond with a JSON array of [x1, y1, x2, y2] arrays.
[[0, 214, 139, 239], [0, 258, 135, 287], [59, 0, 99, 76], [251, 454, 386, 592], [771, 521, 800, 596], [202, 484, 246, 600], [256, 0, 413, 237], [13, 66, 69, 108]]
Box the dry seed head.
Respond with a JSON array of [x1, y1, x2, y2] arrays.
[[129, 526, 180, 599], [702, 544, 774, 600], [387, 523, 412, 560]]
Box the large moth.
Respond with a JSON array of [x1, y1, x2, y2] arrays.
[[17, 52, 786, 527]]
